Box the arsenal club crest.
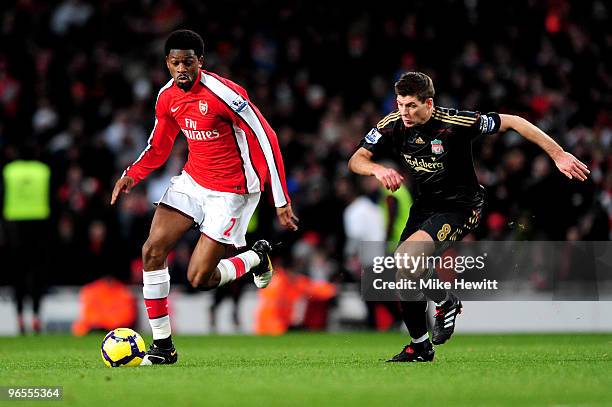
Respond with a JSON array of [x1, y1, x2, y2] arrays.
[[199, 100, 208, 116], [431, 139, 444, 154]]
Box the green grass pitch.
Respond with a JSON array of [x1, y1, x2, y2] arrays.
[[0, 333, 610, 406]]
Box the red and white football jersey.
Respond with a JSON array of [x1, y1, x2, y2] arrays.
[[123, 70, 290, 207]]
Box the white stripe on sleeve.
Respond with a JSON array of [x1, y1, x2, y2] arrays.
[[202, 73, 287, 207], [232, 124, 260, 193]]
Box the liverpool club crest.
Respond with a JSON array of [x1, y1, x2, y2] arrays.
[[431, 139, 444, 154], [199, 100, 208, 116]]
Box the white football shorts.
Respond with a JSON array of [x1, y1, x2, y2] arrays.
[[156, 171, 260, 248]]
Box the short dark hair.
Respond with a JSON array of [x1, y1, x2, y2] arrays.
[[394, 72, 435, 102], [164, 29, 204, 57]]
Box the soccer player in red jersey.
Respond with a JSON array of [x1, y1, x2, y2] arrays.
[[110, 30, 298, 365]]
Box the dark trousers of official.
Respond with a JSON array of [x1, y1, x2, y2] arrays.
[[5, 220, 49, 317]]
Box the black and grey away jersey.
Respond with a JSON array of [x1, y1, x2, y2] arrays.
[[360, 106, 501, 209]]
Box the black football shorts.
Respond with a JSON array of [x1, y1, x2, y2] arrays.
[[399, 201, 483, 246]]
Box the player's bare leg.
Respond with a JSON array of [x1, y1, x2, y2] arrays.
[[140, 204, 194, 366], [187, 234, 227, 289], [143, 204, 195, 271], [188, 235, 274, 290], [395, 230, 437, 298]]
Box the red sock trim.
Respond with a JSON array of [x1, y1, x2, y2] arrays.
[[229, 257, 247, 279], [144, 298, 168, 319]]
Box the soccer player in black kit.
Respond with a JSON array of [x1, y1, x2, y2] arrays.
[[348, 72, 589, 362]]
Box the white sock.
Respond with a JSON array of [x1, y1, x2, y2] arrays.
[[412, 333, 429, 343], [217, 250, 261, 287], [239, 250, 261, 269], [149, 316, 171, 340], [143, 268, 171, 340]]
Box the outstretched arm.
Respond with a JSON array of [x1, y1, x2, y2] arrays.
[[348, 147, 404, 191], [499, 114, 590, 181]]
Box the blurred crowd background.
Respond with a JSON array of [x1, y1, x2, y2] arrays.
[[0, 0, 610, 332]]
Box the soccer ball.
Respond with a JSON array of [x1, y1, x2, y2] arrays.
[[100, 328, 146, 367]]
